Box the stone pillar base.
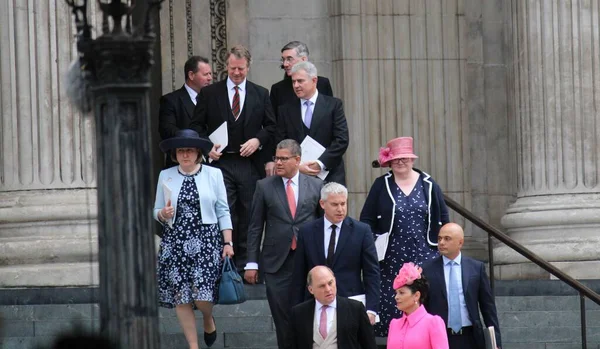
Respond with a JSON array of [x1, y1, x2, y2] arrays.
[[498, 194, 600, 280], [0, 189, 98, 287]]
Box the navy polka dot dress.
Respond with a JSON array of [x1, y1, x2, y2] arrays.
[[157, 169, 223, 308], [374, 176, 439, 337]]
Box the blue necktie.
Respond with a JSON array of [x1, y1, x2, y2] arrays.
[[304, 100, 313, 128], [448, 261, 462, 332]]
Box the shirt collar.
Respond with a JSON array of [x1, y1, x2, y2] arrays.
[[184, 83, 198, 102], [303, 89, 319, 105], [443, 252, 462, 266], [315, 298, 337, 312], [282, 171, 300, 186], [227, 77, 247, 91], [401, 304, 427, 327], [323, 216, 342, 230]]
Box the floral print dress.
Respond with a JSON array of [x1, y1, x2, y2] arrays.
[[374, 176, 440, 337], [157, 169, 223, 308]]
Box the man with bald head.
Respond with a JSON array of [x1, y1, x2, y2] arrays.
[[287, 266, 376, 349], [422, 223, 502, 349]]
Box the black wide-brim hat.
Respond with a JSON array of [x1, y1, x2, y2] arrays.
[[159, 129, 213, 154]]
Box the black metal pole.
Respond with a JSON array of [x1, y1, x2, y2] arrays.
[[65, 1, 164, 348], [580, 293, 587, 349], [488, 234, 495, 292]]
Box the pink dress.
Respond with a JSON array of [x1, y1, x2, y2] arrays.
[[386, 305, 449, 349]]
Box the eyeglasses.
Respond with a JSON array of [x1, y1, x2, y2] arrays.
[[272, 156, 298, 163], [280, 56, 297, 64], [390, 158, 411, 164]]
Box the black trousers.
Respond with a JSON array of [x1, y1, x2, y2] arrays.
[[448, 327, 479, 349], [214, 153, 260, 270], [264, 250, 295, 349]]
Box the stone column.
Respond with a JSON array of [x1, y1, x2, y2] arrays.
[[498, 0, 600, 279], [0, 0, 98, 286]]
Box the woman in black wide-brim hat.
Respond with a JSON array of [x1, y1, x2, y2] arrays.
[[153, 129, 233, 349]]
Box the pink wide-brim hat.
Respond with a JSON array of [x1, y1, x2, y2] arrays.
[[378, 137, 418, 167]]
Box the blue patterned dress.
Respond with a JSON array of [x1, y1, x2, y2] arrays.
[[157, 169, 223, 308], [374, 176, 439, 337]]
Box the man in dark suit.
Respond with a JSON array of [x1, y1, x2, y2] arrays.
[[190, 45, 276, 270], [244, 139, 323, 349], [270, 41, 333, 117], [291, 182, 380, 325], [275, 61, 349, 185], [288, 266, 377, 349], [423, 223, 502, 349], [158, 56, 212, 168]]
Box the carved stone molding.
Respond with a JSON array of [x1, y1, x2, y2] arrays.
[[210, 0, 228, 81]]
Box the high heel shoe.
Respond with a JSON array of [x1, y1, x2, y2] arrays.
[[203, 316, 217, 347]]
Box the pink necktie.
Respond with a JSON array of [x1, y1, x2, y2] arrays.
[[319, 305, 328, 338], [286, 179, 297, 250]]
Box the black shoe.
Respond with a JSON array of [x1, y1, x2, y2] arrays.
[[204, 316, 217, 347]]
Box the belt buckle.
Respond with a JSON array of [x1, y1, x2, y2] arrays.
[[450, 328, 463, 335]]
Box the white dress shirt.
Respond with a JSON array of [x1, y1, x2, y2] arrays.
[[244, 171, 300, 271], [323, 217, 341, 259], [281, 171, 300, 205], [314, 298, 336, 335], [301, 90, 319, 125], [300, 90, 325, 171], [442, 253, 472, 327], [227, 77, 246, 114], [184, 83, 198, 105]]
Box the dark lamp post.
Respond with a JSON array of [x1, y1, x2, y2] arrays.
[[65, 1, 164, 348]]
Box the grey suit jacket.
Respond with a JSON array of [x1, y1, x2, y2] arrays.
[[247, 173, 323, 274]]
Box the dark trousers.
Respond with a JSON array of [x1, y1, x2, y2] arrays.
[[264, 250, 295, 349], [448, 327, 479, 349], [215, 153, 260, 270]]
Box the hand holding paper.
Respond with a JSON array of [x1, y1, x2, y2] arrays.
[[162, 181, 174, 228], [209, 122, 228, 154], [300, 136, 329, 180]]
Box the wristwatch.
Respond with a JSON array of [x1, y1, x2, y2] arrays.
[[224, 241, 233, 247]]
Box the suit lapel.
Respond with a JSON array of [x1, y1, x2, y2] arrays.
[[436, 257, 448, 300], [243, 82, 256, 127], [461, 257, 470, 297], [307, 94, 326, 137], [274, 177, 293, 220], [295, 174, 308, 217], [218, 81, 231, 122], [332, 217, 351, 266], [316, 218, 326, 263], [178, 86, 195, 119], [290, 99, 305, 139]]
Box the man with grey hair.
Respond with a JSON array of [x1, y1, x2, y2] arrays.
[[244, 139, 323, 349], [291, 182, 380, 325], [274, 61, 349, 185], [270, 41, 333, 116]]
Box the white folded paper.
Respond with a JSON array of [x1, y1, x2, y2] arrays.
[[162, 180, 173, 228], [347, 294, 380, 323], [374, 232, 390, 262], [209, 121, 228, 153], [484, 326, 497, 349], [300, 136, 329, 180]]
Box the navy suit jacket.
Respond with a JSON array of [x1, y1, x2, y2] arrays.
[[422, 255, 502, 349], [287, 297, 377, 349], [275, 94, 349, 185], [291, 217, 380, 313]]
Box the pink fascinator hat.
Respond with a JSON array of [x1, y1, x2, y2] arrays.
[[378, 137, 418, 167], [393, 262, 422, 290]]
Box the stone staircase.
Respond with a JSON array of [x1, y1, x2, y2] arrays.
[[1, 281, 600, 349]]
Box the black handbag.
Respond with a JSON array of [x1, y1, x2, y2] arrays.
[[217, 256, 246, 305]]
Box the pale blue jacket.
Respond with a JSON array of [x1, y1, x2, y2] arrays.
[[153, 165, 232, 230]]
